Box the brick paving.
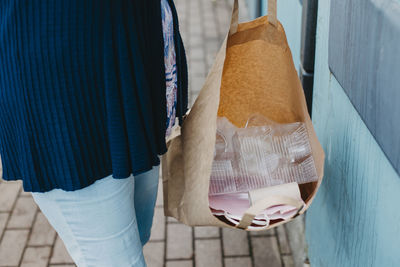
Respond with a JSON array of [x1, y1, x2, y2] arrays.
[[0, 0, 296, 266]]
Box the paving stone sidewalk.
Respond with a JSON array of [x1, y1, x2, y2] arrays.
[[0, 0, 296, 266]]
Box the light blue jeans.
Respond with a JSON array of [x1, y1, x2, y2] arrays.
[[32, 166, 160, 267]]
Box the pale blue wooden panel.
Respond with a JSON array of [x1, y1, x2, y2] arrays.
[[245, 0, 261, 19], [329, 0, 400, 176], [306, 0, 400, 265]]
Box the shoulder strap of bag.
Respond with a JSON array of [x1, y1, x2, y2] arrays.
[[237, 195, 305, 230], [268, 0, 278, 26], [229, 0, 278, 35]]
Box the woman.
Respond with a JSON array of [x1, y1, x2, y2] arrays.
[[0, 0, 188, 266]]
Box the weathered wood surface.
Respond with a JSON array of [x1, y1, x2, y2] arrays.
[[306, 0, 400, 266], [329, 0, 400, 176]]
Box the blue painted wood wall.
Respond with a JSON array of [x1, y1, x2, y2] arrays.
[[251, 0, 400, 265], [307, 0, 400, 266]]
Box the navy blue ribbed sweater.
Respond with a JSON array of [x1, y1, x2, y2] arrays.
[[0, 0, 188, 192]]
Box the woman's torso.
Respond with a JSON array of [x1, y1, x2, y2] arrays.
[[0, 0, 188, 192]]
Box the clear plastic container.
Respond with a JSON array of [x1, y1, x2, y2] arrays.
[[209, 115, 318, 195]]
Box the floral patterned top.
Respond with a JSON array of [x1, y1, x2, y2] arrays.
[[161, 0, 178, 137]]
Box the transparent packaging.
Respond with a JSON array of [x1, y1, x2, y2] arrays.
[[209, 115, 318, 195]]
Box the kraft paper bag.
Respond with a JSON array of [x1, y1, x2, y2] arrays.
[[162, 0, 325, 230]]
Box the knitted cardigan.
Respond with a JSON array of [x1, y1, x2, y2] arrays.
[[0, 0, 188, 192]]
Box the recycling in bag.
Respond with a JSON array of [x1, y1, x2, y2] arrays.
[[161, 0, 325, 231]]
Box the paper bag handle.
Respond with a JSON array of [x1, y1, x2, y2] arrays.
[[237, 195, 305, 230], [268, 0, 278, 26], [230, 0, 278, 35]]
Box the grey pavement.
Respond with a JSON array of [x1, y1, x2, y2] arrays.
[[0, 0, 296, 266]]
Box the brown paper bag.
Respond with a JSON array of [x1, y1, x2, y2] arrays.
[[162, 0, 325, 230]]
